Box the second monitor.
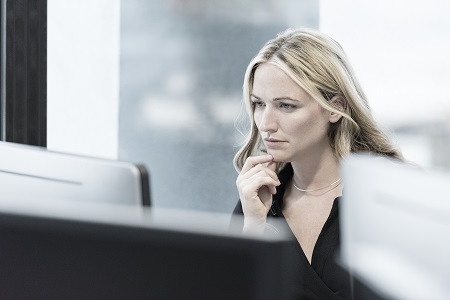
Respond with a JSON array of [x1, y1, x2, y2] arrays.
[[0, 141, 150, 206]]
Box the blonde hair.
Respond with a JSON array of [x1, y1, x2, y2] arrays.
[[233, 28, 403, 172]]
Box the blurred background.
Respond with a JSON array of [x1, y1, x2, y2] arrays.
[[119, 0, 450, 213]]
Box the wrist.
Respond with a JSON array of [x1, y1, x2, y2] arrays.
[[243, 216, 267, 234]]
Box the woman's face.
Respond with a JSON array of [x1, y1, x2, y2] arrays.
[[251, 63, 334, 163]]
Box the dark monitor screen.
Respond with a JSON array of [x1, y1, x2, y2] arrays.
[[0, 141, 150, 206], [0, 202, 299, 300]]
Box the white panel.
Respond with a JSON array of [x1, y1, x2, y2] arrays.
[[341, 154, 450, 300], [47, 0, 120, 159]]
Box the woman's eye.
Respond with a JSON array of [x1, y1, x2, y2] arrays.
[[280, 103, 296, 110], [253, 101, 265, 108]]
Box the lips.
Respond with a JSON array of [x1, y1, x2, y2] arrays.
[[263, 137, 286, 148], [264, 137, 284, 142]]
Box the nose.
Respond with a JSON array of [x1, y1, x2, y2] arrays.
[[257, 105, 278, 133]]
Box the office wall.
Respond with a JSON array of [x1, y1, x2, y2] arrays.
[[47, 0, 120, 159]]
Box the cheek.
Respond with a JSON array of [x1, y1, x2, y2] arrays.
[[286, 114, 327, 137], [253, 111, 262, 129], [283, 115, 309, 133], [305, 116, 331, 139]]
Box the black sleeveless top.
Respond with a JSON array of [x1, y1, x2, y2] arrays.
[[232, 164, 353, 300]]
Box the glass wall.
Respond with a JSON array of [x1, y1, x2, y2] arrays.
[[120, 0, 319, 212]]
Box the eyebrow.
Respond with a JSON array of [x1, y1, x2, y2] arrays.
[[250, 94, 300, 102]]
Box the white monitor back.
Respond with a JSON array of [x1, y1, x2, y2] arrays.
[[0, 142, 150, 206], [341, 154, 450, 300]]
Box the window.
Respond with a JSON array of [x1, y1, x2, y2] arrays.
[[119, 1, 319, 212], [321, 0, 450, 170]]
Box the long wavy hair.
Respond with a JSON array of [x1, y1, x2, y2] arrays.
[[233, 28, 403, 172]]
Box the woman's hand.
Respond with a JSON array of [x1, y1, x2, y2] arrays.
[[236, 155, 280, 233]]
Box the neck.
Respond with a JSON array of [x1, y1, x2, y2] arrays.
[[290, 148, 341, 192]]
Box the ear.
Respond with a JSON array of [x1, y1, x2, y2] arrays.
[[328, 95, 346, 123]]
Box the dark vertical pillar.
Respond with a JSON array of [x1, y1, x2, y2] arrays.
[[1, 0, 46, 146], [0, 0, 5, 138]]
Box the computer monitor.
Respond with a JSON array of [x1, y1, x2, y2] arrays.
[[0, 141, 150, 206], [0, 198, 300, 299], [340, 154, 450, 300]]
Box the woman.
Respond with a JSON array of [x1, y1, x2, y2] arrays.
[[233, 28, 403, 299]]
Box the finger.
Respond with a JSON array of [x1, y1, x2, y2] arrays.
[[241, 155, 274, 173], [270, 184, 278, 195], [239, 171, 280, 195], [238, 163, 280, 185]]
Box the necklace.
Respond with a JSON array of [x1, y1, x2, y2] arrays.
[[292, 178, 342, 193]]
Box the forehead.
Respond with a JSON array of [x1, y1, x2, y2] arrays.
[[252, 63, 310, 99]]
